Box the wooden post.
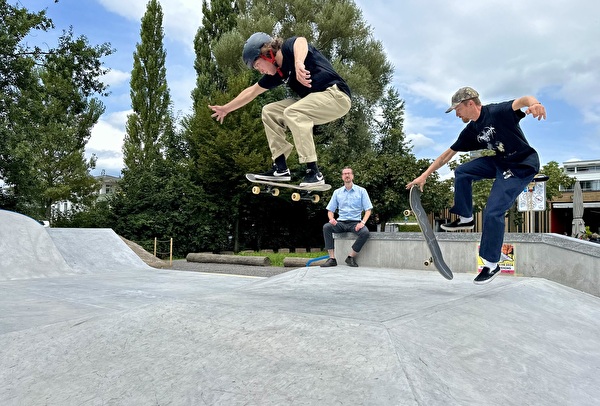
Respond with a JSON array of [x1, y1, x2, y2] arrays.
[[169, 238, 173, 265]]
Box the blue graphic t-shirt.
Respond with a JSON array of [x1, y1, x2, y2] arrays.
[[450, 100, 539, 172]]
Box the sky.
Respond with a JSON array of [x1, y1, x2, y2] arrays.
[[20, 0, 600, 178]]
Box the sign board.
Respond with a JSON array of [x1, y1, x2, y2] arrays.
[[517, 181, 546, 212]]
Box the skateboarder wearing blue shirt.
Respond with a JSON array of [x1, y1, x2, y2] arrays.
[[406, 87, 546, 284], [321, 167, 372, 268], [209, 33, 351, 186]]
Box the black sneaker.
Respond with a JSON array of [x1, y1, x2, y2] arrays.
[[345, 256, 358, 267], [473, 265, 501, 285], [254, 164, 291, 181], [320, 258, 337, 267], [299, 169, 325, 186], [441, 217, 474, 231]]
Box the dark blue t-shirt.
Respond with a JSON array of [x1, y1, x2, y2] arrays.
[[450, 100, 539, 172], [258, 37, 351, 99]]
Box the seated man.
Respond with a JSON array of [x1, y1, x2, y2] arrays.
[[321, 167, 372, 267]]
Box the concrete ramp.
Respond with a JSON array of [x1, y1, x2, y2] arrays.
[[0, 210, 74, 280], [0, 209, 151, 280], [48, 228, 151, 272]]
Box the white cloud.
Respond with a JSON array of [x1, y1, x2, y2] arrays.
[[86, 110, 131, 176], [98, 0, 203, 50], [102, 68, 130, 88], [359, 0, 600, 110], [406, 133, 435, 154]]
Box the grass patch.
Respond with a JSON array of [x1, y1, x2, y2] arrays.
[[237, 251, 328, 267]]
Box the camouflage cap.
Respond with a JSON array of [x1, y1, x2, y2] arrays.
[[445, 87, 479, 113]]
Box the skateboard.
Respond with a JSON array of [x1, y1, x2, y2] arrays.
[[246, 174, 331, 203], [409, 186, 453, 280]]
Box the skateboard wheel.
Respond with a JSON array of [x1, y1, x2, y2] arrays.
[[291, 192, 301, 201], [403, 209, 411, 216], [252, 186, 261, 195], [311, 194, 320, 203], [271, 188, 280, 197]]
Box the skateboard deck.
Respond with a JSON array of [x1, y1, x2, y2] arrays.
[[409, 186, 453, 280], [246, 174, 331, 203]]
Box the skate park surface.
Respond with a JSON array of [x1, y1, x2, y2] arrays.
[[1, 209, 599, 405]]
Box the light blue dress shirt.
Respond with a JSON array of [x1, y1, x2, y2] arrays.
[[326, 184, 373, 221]]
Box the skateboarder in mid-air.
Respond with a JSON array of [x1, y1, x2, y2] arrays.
[[406, 87, 546, 284], [209, 32, 351, 186]]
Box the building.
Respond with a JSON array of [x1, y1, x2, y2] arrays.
[[51, 174, 121, 216], [550, 159, 600, 235]]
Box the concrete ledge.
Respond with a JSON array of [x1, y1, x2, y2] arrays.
[[334, 232, 600, 297], [186, 253, 271, 266]]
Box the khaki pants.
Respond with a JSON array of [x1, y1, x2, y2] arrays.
[[261, 85, 351, 163]]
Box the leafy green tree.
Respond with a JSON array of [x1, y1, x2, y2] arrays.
[[1, 1, 112, 218], [540, 160, 574, 203], [351, 88, 414, 230], [191, 0, 239, 100]]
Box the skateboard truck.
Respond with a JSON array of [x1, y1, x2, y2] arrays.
[[424, 256, 433, 267], [252, 185, 280, 197], [291, 191, 320, 203], [251, 185, 320, 203]]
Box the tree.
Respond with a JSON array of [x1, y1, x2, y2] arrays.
[[540, 160, 574, 204], [123, 0, 172, 171], [191, 0, 239, 101], [1, 1, 112, 218], [352, 88, 415, 230], [111, 0, 223, 256]]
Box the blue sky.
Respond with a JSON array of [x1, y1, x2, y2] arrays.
[[21, 0, 600, 178]]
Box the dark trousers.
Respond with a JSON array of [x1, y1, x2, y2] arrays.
[[323, 221, 370, 253], [451, 156, 536, 262]]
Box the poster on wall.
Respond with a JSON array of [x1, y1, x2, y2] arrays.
[[477, 243, 515, 274]]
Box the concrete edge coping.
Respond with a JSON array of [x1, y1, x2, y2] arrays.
[[333, 232, 600, 258]]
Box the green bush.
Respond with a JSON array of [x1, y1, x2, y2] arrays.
[[397, 224, 421, 232]]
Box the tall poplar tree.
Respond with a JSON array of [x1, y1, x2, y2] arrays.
[[122, 0, 172, 170], [113, 0, 217, 256]]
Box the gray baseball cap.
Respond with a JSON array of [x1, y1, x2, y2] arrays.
[[445, 87, 479, 113]]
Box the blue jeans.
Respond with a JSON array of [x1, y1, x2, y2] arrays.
[[323, 221, 370, 253], [451, 156, 537, 262]]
